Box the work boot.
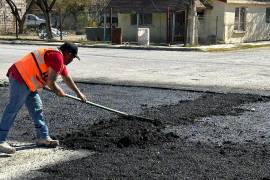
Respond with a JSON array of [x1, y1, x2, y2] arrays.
[[36, 137, 59, 148], [0, 141, 16, 154]]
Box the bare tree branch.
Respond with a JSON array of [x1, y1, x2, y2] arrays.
[[5, 0, 35, 33], [35, 0, 57, 40], [48, 0, 56, 11]]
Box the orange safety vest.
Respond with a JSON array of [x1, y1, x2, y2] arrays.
[[15, 48, 61, 92]]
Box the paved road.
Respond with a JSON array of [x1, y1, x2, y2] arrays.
[[1, 43, 270, 178], [1, 44, 270, 94]]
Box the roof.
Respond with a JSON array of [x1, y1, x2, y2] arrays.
[[106, 0, 209, 13], [196, 0, 211, 11]]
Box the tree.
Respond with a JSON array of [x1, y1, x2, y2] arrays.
[[55, 0, 92, 32], [0, 0, 4, 8], [189, 0, 198, 45], [5, 0, 35, 34], [35, 0, 56, 40], [88, 0, 110, 26]]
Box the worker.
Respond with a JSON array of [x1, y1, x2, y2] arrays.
[[0, 42, 87, 154]]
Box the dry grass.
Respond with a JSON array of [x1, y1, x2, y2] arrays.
[[205, 44, 270, 52]]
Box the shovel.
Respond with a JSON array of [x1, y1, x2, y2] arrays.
[[44, 87, 161, 126]]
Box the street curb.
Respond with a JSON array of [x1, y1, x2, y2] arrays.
[[0, 39, 204, 52], [85, 45, 203, 51], [1, 39, 270, 52], [0, 40, 62, 47]]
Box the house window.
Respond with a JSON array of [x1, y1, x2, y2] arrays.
[[130, 13, 152, 25], [266, 8, 270, 23], [234, 7, 246, 31], [197, 11, 205, 21], [130, 14, 137, 25], [140, 14, 152, 25]]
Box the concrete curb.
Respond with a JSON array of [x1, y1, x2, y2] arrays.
[[0, 39, 205, 52], [1, 39, 270, 52]]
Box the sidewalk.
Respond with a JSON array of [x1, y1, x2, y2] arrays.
[[1, 38, 270, 52]]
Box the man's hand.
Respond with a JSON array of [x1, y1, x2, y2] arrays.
[[62, 74, 87, 102], [44, 86, 65, 97], [55, 88, 65, 97], [77, 92, 87, 102]]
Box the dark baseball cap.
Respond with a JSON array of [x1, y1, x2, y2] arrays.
[[60, 42, 80, 60]]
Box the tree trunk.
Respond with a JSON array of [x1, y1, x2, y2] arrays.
[[35, 0, 56, 40], [71, 12, 78, 32], [188, 0, 198, 45], [18, 20, 24, 34], [5, 0, 35, 35], [44, 12, 53, 39]]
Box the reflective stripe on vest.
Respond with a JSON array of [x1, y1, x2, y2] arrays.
[[31, 76, 43, 89], [15, 48, 61, 92], [33, 50, 45, 64]]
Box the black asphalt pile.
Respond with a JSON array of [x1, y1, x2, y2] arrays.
[[59, 116, 178, 152], [2, 84, 270, 179], [57, 92, 268, 153], [58, 92, 268, 153], [142, 93, 267, 125]]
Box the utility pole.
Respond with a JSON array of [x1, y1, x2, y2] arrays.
[[103, 13, 107, 42]]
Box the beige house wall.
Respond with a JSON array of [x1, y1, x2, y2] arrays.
[[118, 13, 137, 42], [199, 0, 225, 43], [0, 0, 26, 33], [117, 0, 270, 44], [118, 12, 167, 43], [151, 13, 167, 43], [203, 0, 270, 43], [224, 3, 270, 43]]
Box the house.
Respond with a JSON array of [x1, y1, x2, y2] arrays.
[[105, 0, 208, 44], [0, 0, 26, 33], [106, 0, 270, 44], [200, 0, 270, 44]]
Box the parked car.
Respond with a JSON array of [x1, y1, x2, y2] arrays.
[[38, 27, 68, 39], [25, 14, 46, 29]]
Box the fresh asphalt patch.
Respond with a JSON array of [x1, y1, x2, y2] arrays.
[[1, 83, 270, 179]]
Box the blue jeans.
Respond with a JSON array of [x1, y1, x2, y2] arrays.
[[0, 78, 49, 142]]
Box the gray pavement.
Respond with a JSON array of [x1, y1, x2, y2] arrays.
[[1, 40, 270, 178], [1, 41, 270, 95]]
